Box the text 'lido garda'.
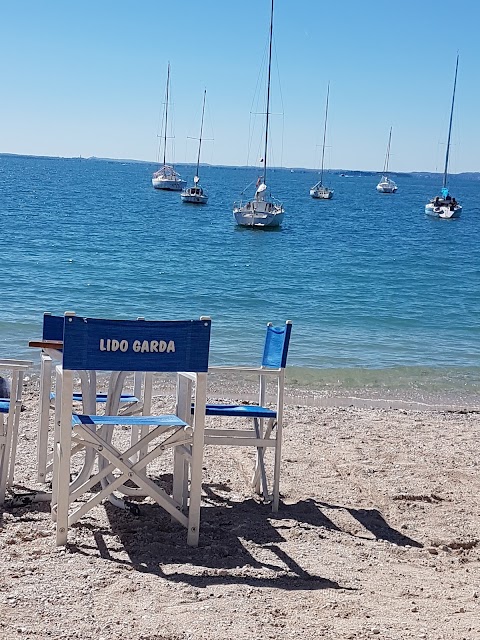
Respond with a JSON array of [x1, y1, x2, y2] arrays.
[[99, 339, 176, 353]]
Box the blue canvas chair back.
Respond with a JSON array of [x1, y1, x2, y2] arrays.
[[42, 313, 64, 342], [261, 321, 292, 369], [62, 315, 211, 373]]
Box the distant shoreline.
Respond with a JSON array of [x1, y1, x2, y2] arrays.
[[1, 152, 479, 179]]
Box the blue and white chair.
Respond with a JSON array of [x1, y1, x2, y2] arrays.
[[52, 313, 211, 547], [37, 313, 147, 485], [184, 321, 292, 512], [0, 358, 33, 505]]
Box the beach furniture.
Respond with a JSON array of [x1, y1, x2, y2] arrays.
[[35, 313, 149, 485], [51, 313, 211, 547], [0, 359, 33, 505], [186, 321, 292, 511]]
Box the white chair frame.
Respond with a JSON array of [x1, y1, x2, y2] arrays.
[[0, 359, 33, 505], [51, 314, 210, 548]]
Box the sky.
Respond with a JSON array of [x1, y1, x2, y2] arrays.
[[1, 0, 479, 173]]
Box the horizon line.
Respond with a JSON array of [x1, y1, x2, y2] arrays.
[[0, 152, 477, 177]]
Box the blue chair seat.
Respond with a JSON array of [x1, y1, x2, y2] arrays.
[[202, 404, 276, 418], [0, 400, 10, 413], [50, 392, 139, 403], [72, 414, 187, 428]]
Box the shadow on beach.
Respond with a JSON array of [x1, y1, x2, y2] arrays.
[[51, 479, 422, 590]]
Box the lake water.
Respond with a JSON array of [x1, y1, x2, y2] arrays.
[[1, 154, 479, 404]]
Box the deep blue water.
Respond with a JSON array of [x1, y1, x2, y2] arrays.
[[1, 154, 479, 401]]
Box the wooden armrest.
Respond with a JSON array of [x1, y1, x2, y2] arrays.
[[29, 339, 63, 350]]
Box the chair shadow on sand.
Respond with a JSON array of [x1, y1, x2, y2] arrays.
[[60, 476, 421, 590]]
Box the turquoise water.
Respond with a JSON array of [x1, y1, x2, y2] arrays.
[[1, 154, 480, 402]]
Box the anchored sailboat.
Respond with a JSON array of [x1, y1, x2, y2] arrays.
[[152, 63, 186, 191], [233, 0, 284, 228], [376, 127, 397, 193], [310, 84, 334, 200], [425, 54, 462, 219], [181, 89, 208, 204]]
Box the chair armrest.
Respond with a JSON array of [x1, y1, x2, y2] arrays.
[[178, 371, 200, 382], [208, 366, 282, 376], [0, 359, 33, 371]]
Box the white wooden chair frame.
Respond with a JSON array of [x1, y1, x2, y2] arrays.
[[0, 359, 33, 505], [198, 366, 285, 511], [181, 320, 291, 513], [37, 349, 148, 486], [51, 314, 210, 548]]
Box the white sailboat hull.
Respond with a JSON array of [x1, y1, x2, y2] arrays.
[[425, 203, 462, 219], [152, 176, 186, 190], [310, 186, 334, 199], [376, 177, 397, 193], [181, 187, 208, 204], [233, 200, 284, 228]]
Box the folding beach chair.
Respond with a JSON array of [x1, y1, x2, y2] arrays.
[[52, 313, 211, 547], [0, 359, 33, 505], [37, 313, 148, 484], [184, 321, 292, 511]]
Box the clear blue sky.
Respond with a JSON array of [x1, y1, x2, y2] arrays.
[[1, 1, 479, 173]]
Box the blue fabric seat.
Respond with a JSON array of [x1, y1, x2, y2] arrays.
[[0, 400, 10, 413], [51, 392, 139, 403], [203, 404, 276, 418]]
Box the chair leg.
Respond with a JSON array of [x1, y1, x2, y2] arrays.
[[0, 414, 8, 505], [37, 355, 52, 483], [51, 366, 63, 513], [55, 369, 74, 546], [173, 373, 193, 516], [272, 418, 283, 512], [252, 418, 270, 501], [138, 373, 153, 465], [7, 402, 22, 489], [186, 373, 206, 547]]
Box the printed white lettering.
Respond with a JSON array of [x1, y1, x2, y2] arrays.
[[99, 338, 177, 354]]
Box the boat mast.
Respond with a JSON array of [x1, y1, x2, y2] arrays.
[[383, 126, 392, 176], [319, 83, 330, 186], [163, 63, 170, 168], [195, 89, 207, 182], [442, 54, 459, 189], [263, 0, 274, 186]]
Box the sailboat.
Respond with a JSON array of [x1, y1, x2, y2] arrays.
[[233, 0, 284, 228], [425, 55, 462, 219], [152, 63, 186, 191], [310, 84, 334, 199], [376, 127, 397, 193], [181, 90, 208, 204]]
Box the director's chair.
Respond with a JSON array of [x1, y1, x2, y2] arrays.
[[51, 313, 211, 547]]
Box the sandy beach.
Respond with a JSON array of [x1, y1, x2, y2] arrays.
[[1, 377, 479, 640]]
